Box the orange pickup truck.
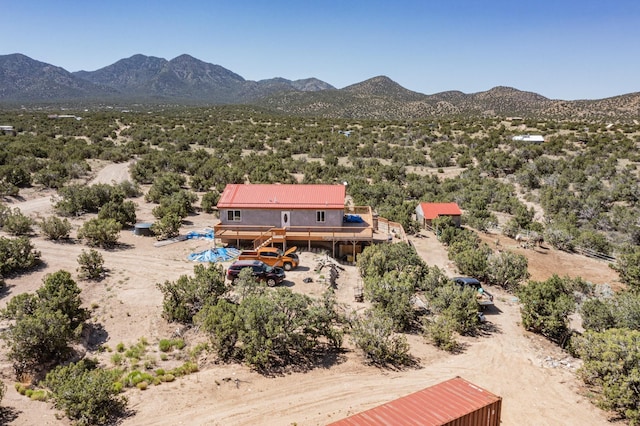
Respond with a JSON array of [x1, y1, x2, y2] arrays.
[[238, 246, 299, 271]]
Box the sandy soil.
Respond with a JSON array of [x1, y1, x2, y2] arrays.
[[0, 162, 621, 425]]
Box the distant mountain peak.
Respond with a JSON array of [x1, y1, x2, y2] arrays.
[[0, 53, 637, 119]]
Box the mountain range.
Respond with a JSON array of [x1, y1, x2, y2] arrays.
[[1, 53, 639, 120]]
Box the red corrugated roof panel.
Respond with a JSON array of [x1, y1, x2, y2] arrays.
[[217, 184, 346, 209], [329, 377, 501, 426], [419, 202, 462, 220]]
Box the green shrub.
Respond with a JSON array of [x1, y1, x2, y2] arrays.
[[77, 218, 121, 248], [123, 370, 154, 388], [1, 271, 88, 373], [158, 339, 173, 352], [349, 310, 412, 367], [425, 317, 459, 352], [518, 275, 575, 344], [150, 213, 182, 240], [98, 200, 137, 228], [40, 216, 72, 240], [574, 329, 640, 424], [3, 208, 34, 235], [111, 353, 123, 366], [44, 359, 127, 426], [429, 283, 481, 336], [486, 250, 529, 292], [0, 236, 41, 275], [77, 249, 105, 280], [157, 263, 227, 324]]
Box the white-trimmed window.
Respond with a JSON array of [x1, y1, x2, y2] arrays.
[[227, 210, 241, 221], [316, 210, 326, 223]]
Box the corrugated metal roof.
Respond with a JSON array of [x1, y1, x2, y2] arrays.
[[329, 376, 501, 426], [419, 202, 462, 220], [217, 184, 346, 209]]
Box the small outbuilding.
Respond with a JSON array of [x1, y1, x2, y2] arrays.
[[0, 125, 16, 136], [512, 134, 544, 143], [416, 202, 462, 229], [328, 376, 502, 426]]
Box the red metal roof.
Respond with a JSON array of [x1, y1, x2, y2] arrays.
[[217, 184, 346, 209], [419, 202, 462, 220], [328, 377, 501, 426]]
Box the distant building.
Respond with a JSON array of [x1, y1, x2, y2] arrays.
[[48, 114, 82, 120], [416, 202, 462, 228], [512, 134, 544, 143], [0, 125, 16, 136]]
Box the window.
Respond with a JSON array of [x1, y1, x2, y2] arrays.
[[316, 210, 326, 223], [227, 210, 241, 221]]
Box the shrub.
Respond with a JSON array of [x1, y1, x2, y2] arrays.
[[44, 359, 127, 426], [612, 245, 640, 292], [98, 200, 137, 228], [158, 339, 173, 352], [349, 309, 412, 367], [518, 275, 575, 344], [574, 328, 640, 424], [364, 270, 416, 331], [201, 191, 220, 214], [424, 316, 459, 352], [428, 283, 481, 336], [580, 298, 615, 332], [77, 249, 105, 280], [2, 208, 34, 235], [40, 216, 72, 240], [486, 250, 529, 292], [1, 271, 89, 373], [157, 263, 227, 324], [150, 213, 182, 240], [77, 218, 121, 248], [0, 236, 41, 276]]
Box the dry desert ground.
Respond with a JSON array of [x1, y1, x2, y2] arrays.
[[0, 161, 623, 426]]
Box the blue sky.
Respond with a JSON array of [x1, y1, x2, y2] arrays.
[[2, 0, 639, 100]]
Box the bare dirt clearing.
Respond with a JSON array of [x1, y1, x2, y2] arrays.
[[0, 162, 620, 425]]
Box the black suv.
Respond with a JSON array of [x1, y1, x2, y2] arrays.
[[226, 260, 285, 287]]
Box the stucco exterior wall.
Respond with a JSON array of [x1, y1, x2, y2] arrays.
[[220, 208, 344, 227]]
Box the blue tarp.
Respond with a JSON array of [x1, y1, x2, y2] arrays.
[[344, 214, 364, 223], [186, 230, 215, 240], [188, 247, 241, 263]]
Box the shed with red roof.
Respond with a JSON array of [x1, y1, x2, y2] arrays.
[[416, 202, 462, 228]]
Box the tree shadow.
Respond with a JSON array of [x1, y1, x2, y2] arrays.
[[257, 346, 349, 377], [0, 407, 20, 423], [483, 304, 503, 315], [84, 323, 110, 351], [477, 321, 502, 337], [104, 241, 134, 252]]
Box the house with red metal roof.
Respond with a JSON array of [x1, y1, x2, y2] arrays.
[[214, 184, 380, 253], [416, 202, 462, 228]]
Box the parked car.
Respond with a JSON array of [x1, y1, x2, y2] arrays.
[[238, 246, 299, 271], [452, 276, 494, 308], [226, 260, 285, 287]]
